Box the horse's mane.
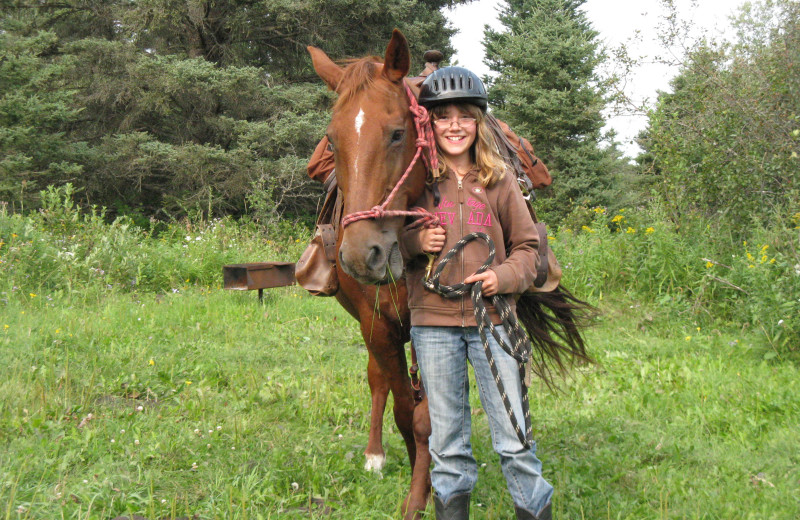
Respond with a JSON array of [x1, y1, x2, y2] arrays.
[[334, 56, 395, 111]]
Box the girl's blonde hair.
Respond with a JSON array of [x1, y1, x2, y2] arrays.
[[430, 103, 507, 187]]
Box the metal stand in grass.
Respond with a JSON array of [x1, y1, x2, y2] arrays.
[[307, 30, 592, 519]]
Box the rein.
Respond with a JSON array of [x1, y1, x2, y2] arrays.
[[340, 83, 440, 230], [424, 232, 534, 449]]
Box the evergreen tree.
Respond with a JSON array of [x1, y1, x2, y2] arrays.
[[0, 1, 462, 220], [484, 0, 623, 219]]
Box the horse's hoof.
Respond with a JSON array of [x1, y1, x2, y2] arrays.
[[364, 453, 386, 472]]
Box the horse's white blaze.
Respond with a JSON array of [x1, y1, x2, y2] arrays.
[[353, 107, 366, 180], [364, 453, 386, 472], [355, 108, 365, 136]]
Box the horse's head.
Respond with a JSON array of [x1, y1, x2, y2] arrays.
[[308, 30, 427, 285]]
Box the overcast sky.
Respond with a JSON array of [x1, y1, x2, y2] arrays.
[[446, 0, 748, 157]]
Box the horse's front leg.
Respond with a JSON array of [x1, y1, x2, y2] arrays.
[[403, 394, 432, 519], [360, 321, 417, 471], [365, 352, 389, 472]]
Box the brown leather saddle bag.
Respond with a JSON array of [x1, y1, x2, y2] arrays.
[[295, 173, 341, 296]]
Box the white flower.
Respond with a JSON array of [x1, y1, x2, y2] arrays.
[[777, 320, 784, 326], [134, 439, 140, 445], [291, 482, 299, 491]]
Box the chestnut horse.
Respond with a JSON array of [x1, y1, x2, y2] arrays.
[[308, 30, 432, 518]]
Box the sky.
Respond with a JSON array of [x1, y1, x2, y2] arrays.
[[445, 0, 748, 157]]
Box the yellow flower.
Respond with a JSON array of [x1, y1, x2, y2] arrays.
[[149, 359, 155, 366], [769, 258, 776, 264], [547, 236, 555, 241], [593, 207, 606, 214], [746, 252, 754, 261], [706, 261, 714, 269], [29, 293, 36, 298], [645, 227, 655, 234], [11, 233, 18, 238], [626, 227, 636, 234], [761, 244, 769, 251], [3, 324, 8, 330], [55, 329, 61, 334], [685, 336, 692, 341], [748, 265, 755, 268], [581, 225, 595, 233], [185, 380, 192, 385], [696, 327, 701, 332], [760, 255, 768, 264], [743, 240, 747, 247], [611, 214, 624, 223]]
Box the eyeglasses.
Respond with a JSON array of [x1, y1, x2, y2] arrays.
[[432, 116, 477, 129]]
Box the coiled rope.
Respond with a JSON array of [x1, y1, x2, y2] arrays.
[[424, 232, 533, 449]]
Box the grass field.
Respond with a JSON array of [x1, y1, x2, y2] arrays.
[[1, 281, 798, 519]]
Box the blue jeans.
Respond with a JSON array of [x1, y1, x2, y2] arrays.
[[411, 325, 553, 514]]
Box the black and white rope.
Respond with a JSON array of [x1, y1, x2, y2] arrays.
[[424, 232, 533, 448]]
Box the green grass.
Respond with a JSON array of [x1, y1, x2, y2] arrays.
[[1, 285, 798, 519]]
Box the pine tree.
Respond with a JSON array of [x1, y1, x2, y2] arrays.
[[484, 0, 621, 218], [0, 1, 463, 219]]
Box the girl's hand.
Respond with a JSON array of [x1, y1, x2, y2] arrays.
[[420, 226, 446, 253], [464, 270, 499, 297]]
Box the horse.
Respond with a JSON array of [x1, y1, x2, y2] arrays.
[[307, 29, 591, 518], [308, 30, 433, 518]]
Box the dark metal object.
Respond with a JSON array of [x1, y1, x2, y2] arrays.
[[222, 262, 296, 301]]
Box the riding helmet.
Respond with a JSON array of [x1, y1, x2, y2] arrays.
[[418, 66, 488, 112]]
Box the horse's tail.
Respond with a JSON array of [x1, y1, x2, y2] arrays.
[[516, 285, 596, 387]]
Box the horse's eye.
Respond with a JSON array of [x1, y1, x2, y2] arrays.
[[390, 129, 405, 144], [326, 141, 335, 152]]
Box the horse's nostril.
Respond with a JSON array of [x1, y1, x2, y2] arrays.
[[366, 245, 385, 271]]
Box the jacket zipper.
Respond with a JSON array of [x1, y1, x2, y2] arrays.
[[458, 177, 465, 327]]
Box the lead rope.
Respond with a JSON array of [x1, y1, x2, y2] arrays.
[[424, 232, 533, 449]]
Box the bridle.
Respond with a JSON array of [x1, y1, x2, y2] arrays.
[[340, 82, 440, 230]]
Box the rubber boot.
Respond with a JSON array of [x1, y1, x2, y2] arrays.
[[514, 502, 552, 520], [434, 492, 470, 520]]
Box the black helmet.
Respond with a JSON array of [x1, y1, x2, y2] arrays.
[[419, 66, 488, 112]]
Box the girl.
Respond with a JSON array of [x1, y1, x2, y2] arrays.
[[401, 67, 553, 520]]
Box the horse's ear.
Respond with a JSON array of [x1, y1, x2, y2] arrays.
[[383, 29, 410, 83], [308, 46, 344, 91]]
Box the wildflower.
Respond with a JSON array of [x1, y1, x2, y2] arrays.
[[29, 293, 36, 298], [611, 214, 624, 223], [137, 405, 144, 412], [11, 233, 17, 238], [769, 258, 776, 264], [161, 499, 167, 504], [645, 227, 655, 234], [593, 207, 606, 214], [581, 225, 595, 233], [705, 261, 714, 269], [291, 482, 299, 491], [185, 380, 192, 385], [626, 227, 636, 234], [746, 252, 754, 261], [149, 359, 155, 366], [760, 255, 768, 264], [761, 244, 769, 251], [696, 327, 701, 332], [216, 425, 222, 430], [134, 439, 140, 445], [120, 429, 125, 434], [778, 320, 784, 326], [55, 329, 61, 334], [685, 336, 692, 341], [191, 462, 198, 470], [3, 325, 8, 330]]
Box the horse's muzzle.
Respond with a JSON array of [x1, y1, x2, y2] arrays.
[[339, 232, 404, 285]]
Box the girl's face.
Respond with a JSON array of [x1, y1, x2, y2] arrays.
[[432, 105, 477, 163]]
